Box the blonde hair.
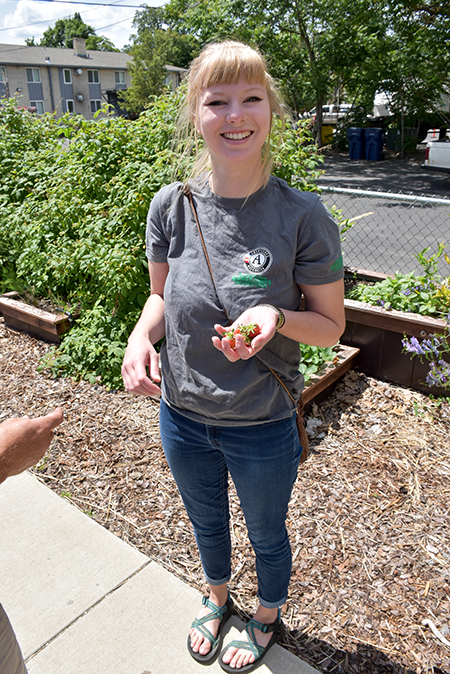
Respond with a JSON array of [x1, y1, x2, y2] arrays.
[[176, 41, 286, 188]]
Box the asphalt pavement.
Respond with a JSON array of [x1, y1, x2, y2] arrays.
[[315, 148, 450, 275], [316, 147, 450, 197]]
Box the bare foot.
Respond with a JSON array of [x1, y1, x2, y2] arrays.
[[221, 606, 279, 669]]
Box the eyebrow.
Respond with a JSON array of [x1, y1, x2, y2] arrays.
[[203, 85, 265, 96]]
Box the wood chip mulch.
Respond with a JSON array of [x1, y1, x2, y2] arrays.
[[1, 318, 449, 674]]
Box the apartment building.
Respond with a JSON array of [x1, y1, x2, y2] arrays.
[[0, 37, 186, 119]]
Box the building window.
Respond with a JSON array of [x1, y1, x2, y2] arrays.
[[30, 100, 45, 114], [0, 66, 6, 83], [90, 99, 102, 114], [26, 67, 41, 83], [88, 70, 99, 83], [114, 71, 125, 85], [63, 69, 72, 84], [66, 99, 75, 113]]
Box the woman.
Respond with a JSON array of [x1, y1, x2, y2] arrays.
[[122, 41, 345, 672]]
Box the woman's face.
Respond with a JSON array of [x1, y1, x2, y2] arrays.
[[196, 76, 271, 173]]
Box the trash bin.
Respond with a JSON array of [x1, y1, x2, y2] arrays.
[[348, 128, 365, 159], [365, 128, 384, 161]]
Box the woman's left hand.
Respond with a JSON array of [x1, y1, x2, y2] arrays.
[[211, 305, 279, 361]]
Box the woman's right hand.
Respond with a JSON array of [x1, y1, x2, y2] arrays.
[[121, 333, 162, 397]]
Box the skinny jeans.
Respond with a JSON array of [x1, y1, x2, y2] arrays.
[[159, 399, 302, 608]]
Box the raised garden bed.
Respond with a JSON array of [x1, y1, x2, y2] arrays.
[[342, 269, 449, 396], [303, 344, 360, 411], [0, 292, 72, 344]]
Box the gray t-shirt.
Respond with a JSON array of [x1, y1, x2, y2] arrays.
[[146, 175, 343, 426]]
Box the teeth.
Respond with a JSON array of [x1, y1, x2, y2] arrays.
[[223, 131, 252, 140]]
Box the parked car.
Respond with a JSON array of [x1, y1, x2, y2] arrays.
[[306, 104, 352, 125], [421, 138, 450, 174]]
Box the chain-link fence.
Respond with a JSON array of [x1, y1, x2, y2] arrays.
[[320, 186, 450, 277]]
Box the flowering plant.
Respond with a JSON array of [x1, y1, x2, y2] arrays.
[[402, 329, 450, 391], [346, 244, 450, 319]]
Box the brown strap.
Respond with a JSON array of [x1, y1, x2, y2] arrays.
[[182, 182, 296, 406], [183, 183, 225, 312]]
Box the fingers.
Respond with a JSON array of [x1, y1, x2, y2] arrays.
[[42, 407, 64, 430]]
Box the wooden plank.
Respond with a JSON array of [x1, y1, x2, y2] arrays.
[[303, 345, 360, 404], [0, 297, 71, 343], [344, 298, 448, 337]]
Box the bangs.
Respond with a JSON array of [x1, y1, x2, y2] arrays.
[[200, 46, 267, 88]]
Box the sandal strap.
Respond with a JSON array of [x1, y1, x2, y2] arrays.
[[245, 612, 281, 653], [223, 638, 262, 659], [190, 594, 230, 647]]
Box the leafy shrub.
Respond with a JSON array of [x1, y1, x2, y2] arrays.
[[346, 244, 450, 319], [0, 95, 326, 388], [299, 344, 338, 385]]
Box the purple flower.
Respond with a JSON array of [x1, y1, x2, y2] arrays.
[[402, 336, 425, 356]]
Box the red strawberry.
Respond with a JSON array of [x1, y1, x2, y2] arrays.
[[223, 323, 261, 349]]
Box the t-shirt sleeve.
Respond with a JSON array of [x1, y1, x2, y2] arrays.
[[145, 189, 170, 263], [294, 197, 344, 286]]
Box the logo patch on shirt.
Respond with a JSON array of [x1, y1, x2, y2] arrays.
[[243, 247, 273, 274]]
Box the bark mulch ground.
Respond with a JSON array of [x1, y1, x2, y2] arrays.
[[1, 318, 449, 674]]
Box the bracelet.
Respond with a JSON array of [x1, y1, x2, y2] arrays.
[[258, 304, 286, 330]]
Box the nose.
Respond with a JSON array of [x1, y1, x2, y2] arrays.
[[225, 101, 246, 124]]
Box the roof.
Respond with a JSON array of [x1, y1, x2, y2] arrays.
[[0, 43, 132, 70]]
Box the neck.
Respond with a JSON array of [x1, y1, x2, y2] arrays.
[[208, 161, 265, 198]]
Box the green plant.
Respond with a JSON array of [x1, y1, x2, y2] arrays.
[[299, 344, 338, 385], [0, 96, 327, 389], [346, 244, 450, 319]]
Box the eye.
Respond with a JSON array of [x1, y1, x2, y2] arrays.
[[245, 96, 263, 103], [206, 99, 225, 106]]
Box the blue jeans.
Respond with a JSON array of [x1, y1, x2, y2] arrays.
[[159, 400, 302, 608]]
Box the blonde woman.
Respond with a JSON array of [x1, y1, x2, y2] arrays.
[[122, 41, 345, 672]]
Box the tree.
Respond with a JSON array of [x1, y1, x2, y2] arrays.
[[39, 13, 118, 51], [165, 0, 450, 148], [121, 6, 197, 114], [165, 0, 388, 145]]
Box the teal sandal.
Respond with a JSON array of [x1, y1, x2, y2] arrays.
[[188, 592, 234, 664], [218, 610, 282, 673]]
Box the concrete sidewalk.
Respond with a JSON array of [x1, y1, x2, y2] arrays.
[[0, 472, 320, 674]]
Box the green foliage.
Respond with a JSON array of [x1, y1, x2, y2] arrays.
[[38, 12, 118, 51], [299, 344, 338, 385], [121, 6, 197, 115], [347, 244, 450, 319], [0, 94, 325, 389]]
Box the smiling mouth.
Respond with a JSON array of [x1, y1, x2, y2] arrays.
[[222, 131, 253, 140]]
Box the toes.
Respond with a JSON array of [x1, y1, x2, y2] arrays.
[[221, 645, 238, 664]]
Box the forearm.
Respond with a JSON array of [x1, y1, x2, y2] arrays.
[[277, 307, 345, 347], [129, 293, 165, 345]]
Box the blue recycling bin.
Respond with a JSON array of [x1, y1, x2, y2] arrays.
[[348, 127, 365, 160], [365, 128, 384, 161]]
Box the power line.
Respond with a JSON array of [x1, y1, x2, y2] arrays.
[[27, 0, 144, 6], [0, 0, 140, 34]]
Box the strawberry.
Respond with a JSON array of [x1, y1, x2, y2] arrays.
[[223, 323, 261, 349]]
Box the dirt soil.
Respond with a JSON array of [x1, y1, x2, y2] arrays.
[[1, 318, 449, 674]]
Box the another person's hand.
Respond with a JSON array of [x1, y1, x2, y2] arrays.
[[0, 407, 64, 484], [121, 334, 162, 397], [212, 305, 279, 361]]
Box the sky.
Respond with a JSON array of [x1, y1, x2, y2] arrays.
[[0, 0, 165, 51]]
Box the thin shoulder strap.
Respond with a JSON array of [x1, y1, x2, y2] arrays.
[[182, 183, 225, 314], [182, 183, 296, 406]]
